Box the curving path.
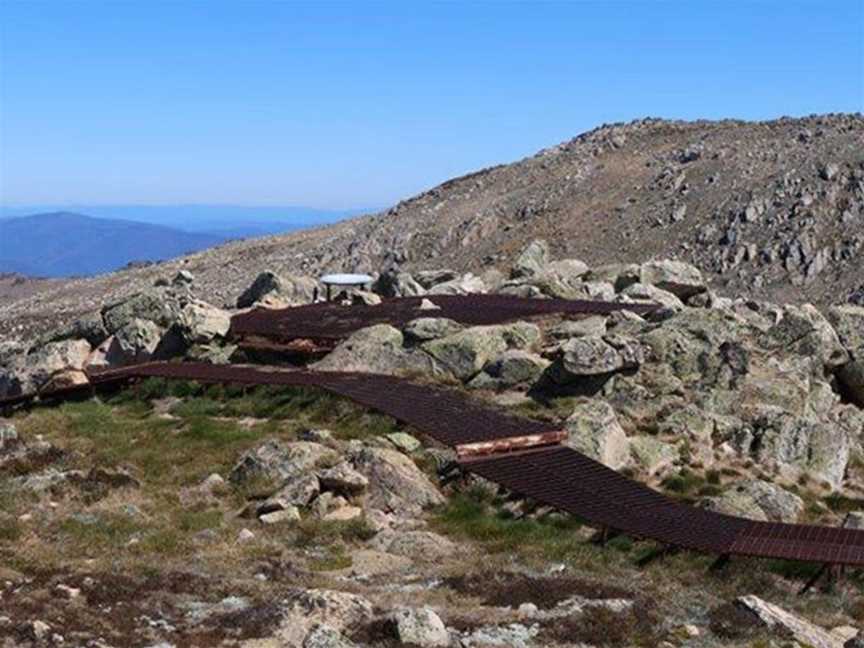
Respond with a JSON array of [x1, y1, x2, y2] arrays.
[[6, 360, 858, 567], [2, 294, 862, 566]]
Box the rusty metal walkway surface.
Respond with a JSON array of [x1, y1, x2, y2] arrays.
[[230, 294, 658, 342], [5, 360, 864, 565], [83, 362, 556, 448]]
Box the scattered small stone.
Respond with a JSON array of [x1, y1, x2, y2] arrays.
[[237, 528, 256, 543], [392, 606, 450, 647], [260, 507, 301, 525], [384, 432, 422, 454], [55, 584, 81, 599], [29, 620, 51, 640], [301, 428, 335, 443]]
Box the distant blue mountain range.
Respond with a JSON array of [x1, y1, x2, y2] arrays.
[[0, 205, 368, 278]]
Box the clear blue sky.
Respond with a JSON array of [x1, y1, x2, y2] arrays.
[[1, 1, 862, 210]]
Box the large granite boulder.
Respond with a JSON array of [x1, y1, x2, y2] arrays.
[[703, 479, 804, 522], [176, 300, 232, 345], [511, 239, 550, 278], [468, 350, 550, 390], [619, 283, 684, 311], [109, 318, 164, 365], [828, 304, 864, 357], [102, 287, 188, 334], [313, 324, 442, 376], [392, 607, 450, 647], [732, 409, 850, 490], [415, 269, 459, 289], [546, 334, 643, 382], [734, 595, 843, 648], [761, 304, 848, 371], [229, 440, 337, 486], [640, 309, 752, 386], [629, 436, 679, 475], [585, 263, 641, 291], [372, 269, 426, 298], [350, 447, 445, 517], [520, 259, 591, 299], [403, 318, 463, 343], [426, 273, 486, 295], [638, 260, 707, 300], [565, 399, 630, 469], [10, 339, 92, 394], [421, 323, 540, 381], [236, 271, 317, 308], [41, 312, 109, 347], [264, 588, 374, 648]]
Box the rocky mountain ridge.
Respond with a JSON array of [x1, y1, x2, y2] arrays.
[[1, 114, 862, 346]]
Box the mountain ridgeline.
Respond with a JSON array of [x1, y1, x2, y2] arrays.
[[0, 212, 225, 278], [1, 115, 862, 339]]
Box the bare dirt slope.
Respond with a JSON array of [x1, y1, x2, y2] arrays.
[[2, 114, 862, 340]]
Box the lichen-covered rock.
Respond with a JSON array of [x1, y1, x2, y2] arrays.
[[427, 273, 486, 295], [703, 479, 804, 522], [828, 304, 864, 357], [421, 323, 540, 381], [549, 334, 643, 380], [109, 318, 164, 365], [351, 447, 445, 516], [313, 325, 441, 376], [403, 318, 463, 343], [619, 283, 684, 311], [521, 259, 591, 299], [176, 300, 231, 344], [565, 399, 630, 469], [511, 239, 550, 278], [303, 624, 359, 648], [761, 304, 848, 371], [415, 269, 459, 289], [384, 432, 422, 453], [392, 607, 450, 647], [318, 461, 369, 495], [469, 350, 550, 390], [260, 474, 321, 510], [41, 312, 108, 347], [640, 309, 751, 386], [547, 316, 607, 340], [638, 260, 707, 299], [732, 410, 850, 490], [236, 270, 317, 308], [586, 263, 641, 291], [629, 436, 679, 475], [371, 530, 457, 560], [734, 595, 843, 648], [14, 339, 92, 393], [229, 440, 337, 486], [263, 589, 374, 648], [102, 287, 188, 334], [372, 269, 426, 298]]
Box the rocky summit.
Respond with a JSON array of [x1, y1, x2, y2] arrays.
[[1, 236, 863, 647], [2, 114, 863, 345]]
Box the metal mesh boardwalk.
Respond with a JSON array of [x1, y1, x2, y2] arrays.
[[5, 359, 864, 566], [87, 362, 556, 447], [230, 294, 658, 342]]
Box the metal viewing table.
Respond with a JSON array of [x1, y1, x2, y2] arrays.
[[319, 273, 374, 301]]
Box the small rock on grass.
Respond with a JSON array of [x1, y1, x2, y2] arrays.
[[392, 606, 450, 647]]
